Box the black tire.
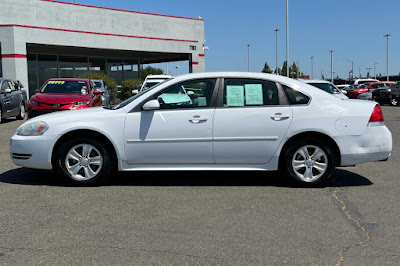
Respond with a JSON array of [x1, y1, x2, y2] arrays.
[[280, 137, 336, 187], [16, 102, 26, 120], [53, 137, 114, 186], [0, 105, 3, 124]]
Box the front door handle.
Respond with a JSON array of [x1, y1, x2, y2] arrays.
[[271, 113, 290, 121], [189, 115, 208, 124]]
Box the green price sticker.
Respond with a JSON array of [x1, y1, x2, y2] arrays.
[[48, 81, 65, 85]]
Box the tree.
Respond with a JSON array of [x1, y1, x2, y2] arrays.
[[281, 61, 288, 77], [121, 79, 142, 100], [262, 62, 272, 73], [291, 62, 299, 78], [141, 66, 164, 78], [78, 72, 117, 89]]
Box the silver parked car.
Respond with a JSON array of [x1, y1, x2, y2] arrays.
[[92, 79, 113, 107]]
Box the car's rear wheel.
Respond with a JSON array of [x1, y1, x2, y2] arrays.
[[16, 102, 26, 120], [53, 137, 113, 186], [281, 138, 336, 187]]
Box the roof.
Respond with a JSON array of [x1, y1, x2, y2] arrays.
[[302, 79, 332, 84], [48, 78, 90, 81]]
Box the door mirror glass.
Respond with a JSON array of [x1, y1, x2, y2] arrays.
[[142, 99, 160, 111]]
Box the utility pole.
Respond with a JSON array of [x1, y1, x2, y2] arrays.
[[275, 29, 279, 74], [247, 44, 250, 72], [330, 50, 333, 83], [310, 56, 314, 79], [384, 34, 391, 81], [286, 0, 289, 77]]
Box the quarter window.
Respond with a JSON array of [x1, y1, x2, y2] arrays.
[[223, 79, 279, 107], [1, 81, 8, 93], [282, 85, 310, 105], [155, 79, 216, 110]]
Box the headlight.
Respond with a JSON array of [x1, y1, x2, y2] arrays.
[[29, 100, 40, 106], [73, 101, 90, 108], [387, 89, 391, 92], [16, 122, 49, 136]]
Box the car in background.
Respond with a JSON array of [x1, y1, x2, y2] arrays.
[[353, 78, 379, 85], [357, 91, 373, 101], [140, 75, 172, 92], [372, 85, 393, 105], [388, 83, 400, 106], [10, 72, 392, 187], [92, 79, 114, 108], [301, 80, 348, 99], [0, 78, 27, 123], [28, 78, 102, 119], [347, 82, 393, 99]]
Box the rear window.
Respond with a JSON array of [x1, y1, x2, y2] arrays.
[[40, 81, 89, 94], [308, 83, 337, 94], [282, 85, 310, 105], [94, 82, 103, 88]]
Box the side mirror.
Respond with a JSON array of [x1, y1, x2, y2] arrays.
[[341, 90, 347, 95], [4, 88, 12, 94], [132, 89, 139, 96], [93, 89, 102, 95], [142, 99, 160, 111]]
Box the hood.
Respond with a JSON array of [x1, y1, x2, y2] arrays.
[[31, 93, 91, 104], [27, 107, 116, 123]]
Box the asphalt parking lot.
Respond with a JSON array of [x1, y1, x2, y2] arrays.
[[0, 106, 399, 266]]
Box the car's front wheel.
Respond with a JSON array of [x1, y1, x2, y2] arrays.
[[53, 137, 113, 186], [281, 138, 336, 187], [16, 102, 26, 120]]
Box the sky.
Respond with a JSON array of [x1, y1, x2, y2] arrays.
[[66, 0, 400, 79]]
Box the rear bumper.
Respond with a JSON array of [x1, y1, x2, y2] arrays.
[[336, 125, 392, 166]]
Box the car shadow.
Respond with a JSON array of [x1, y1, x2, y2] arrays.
[[0, 168, 373, 188]]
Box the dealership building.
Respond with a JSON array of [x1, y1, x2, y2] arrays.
[[0, 0, 205, 97]]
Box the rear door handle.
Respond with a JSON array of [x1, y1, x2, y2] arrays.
[[189, 115, 208, 124], [271, 113, 290, 121]]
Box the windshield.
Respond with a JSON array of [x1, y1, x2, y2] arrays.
[[308, 83, 340, 94], [40, 80, 89, 94], [143, 82, 160, 91], [112, 79, 171, 110]]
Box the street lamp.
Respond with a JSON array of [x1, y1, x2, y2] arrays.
[[330, 50, 333, 83], [286, 0, 289, 77], [247, 44, 250, 72], [365, 67, 372, 78], [345, 59, 354, 81], [374, 62, 381, 79], [274, 29, 279, 75], [384, 34, 391, 81], [310, 56, 314, 79]]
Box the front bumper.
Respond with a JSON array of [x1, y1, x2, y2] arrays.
[[336, 125, 392, 166], [10, 134, 57, 170]]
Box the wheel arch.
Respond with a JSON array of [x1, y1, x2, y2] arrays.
[[51, 129, 119, 169], [279, 131, 341, 167]]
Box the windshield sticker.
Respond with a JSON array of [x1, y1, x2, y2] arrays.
[[226, 85, 245, 107], [48, 81, 65, 85], [245, 84, 263, 105]]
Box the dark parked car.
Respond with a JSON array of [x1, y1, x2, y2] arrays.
[[372, 85, 393, 105], [0, 78, 27, 123], [388, 83, 400, 106]]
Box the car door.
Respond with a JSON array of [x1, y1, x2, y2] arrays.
[[124, 78, 218, 165], [213, 78, 293, 164], [0, 80, 16, 118], [9, 81, 23, 115]]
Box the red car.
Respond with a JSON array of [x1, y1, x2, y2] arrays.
[[347, 82, 393, 99], [28, 78, 103, 119]]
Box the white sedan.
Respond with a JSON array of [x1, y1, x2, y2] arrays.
[[10, 73, 392, 186]]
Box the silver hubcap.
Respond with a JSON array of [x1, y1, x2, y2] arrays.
[[292, 145, 328, 182], [20, 104, 25, 118], [65, 144, 103, 181]]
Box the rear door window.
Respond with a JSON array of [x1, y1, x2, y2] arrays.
[[282, 85, 310, 105]]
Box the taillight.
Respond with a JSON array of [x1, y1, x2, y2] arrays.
[[368, 104, 384, 126]]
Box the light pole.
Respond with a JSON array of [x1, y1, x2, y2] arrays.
[[247, 44, 250, 72], [286, 0, 289, 77], [275, 29, 279, 75], [359, 65, 364, 78], [330, 50, 333, 83], [310, 56, 314, 79], [374, 62, 381, 79], [384, 34, 391, 81], [345, 59, 354, 82]]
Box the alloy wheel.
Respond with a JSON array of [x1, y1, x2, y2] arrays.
[[65, 144, 103, 181], [292, 145, 328, 182], [391, 99, 398, 106]]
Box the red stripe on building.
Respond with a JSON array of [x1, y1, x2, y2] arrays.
[[192, 62, 199, 65], [40, 0, 204, 21], [0, 24, 198, 43], [198, 54, 205, 57], [2, 54, 27, 58]]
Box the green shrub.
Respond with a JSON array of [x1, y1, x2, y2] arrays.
[[121, 79, 143, 100], [78, 72, 118, 90]]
